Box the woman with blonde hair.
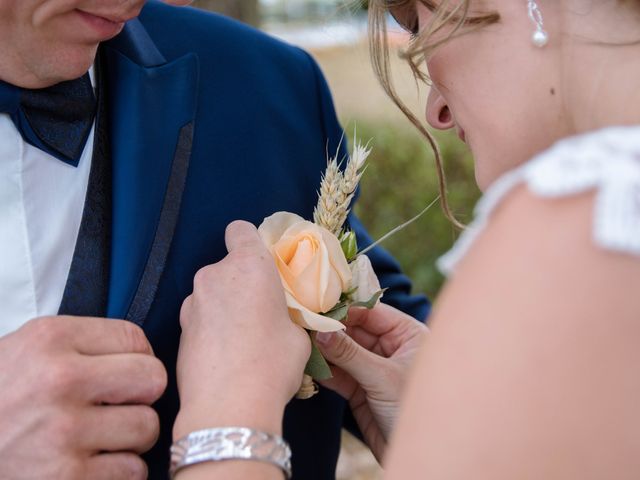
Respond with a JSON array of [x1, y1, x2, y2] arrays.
[[172, 1, 640, 478]]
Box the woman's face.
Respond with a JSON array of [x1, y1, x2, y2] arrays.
[[415, 1, 572, 190]]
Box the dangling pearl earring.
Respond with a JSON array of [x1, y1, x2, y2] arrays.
[[527, 0, 548, 47]]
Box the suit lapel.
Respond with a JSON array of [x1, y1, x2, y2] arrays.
[[103, 20, 199, 324]]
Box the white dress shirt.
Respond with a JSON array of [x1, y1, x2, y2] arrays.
[[0, 75, 95, 337]]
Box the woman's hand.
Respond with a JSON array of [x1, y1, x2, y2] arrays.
[[316, 303, 427, 462], [174, 221, 311, 440]]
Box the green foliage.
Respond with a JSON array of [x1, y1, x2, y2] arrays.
[[349, 123, 480, 299], [340, 230, 358, 261], [305, 337, 333, 380]]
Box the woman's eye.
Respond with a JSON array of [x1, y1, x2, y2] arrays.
[[389, 5, 420, 36], [407, 17, 419, 36]]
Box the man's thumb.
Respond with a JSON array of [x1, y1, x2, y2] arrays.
[[316, 330, 381, 387]]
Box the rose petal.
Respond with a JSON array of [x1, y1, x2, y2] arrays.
[[283, 223, 349, 313], [289, 244, 325, 312], [270, 219, 318, 293], [285, 291, 346, 332], [273, 256, 296, 296], [288, 240, 343, 313], [258, 212, 306, 247], [273, 227, 318, 297], [350, 254, 382, 304], [287, 237, 317, 277], [259, 214, 353, 322], [320, 228, 352, 290], [317, 240, 344, 312]]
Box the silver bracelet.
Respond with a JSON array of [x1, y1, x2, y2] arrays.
[[169, 427, 292, 479]]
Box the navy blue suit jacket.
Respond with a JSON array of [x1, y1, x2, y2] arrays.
[[101, 3, 429, 478]]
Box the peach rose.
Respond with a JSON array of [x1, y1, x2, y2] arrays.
[[258, 212, 352, 332]]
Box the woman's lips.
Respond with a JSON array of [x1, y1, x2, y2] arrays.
[[75, 10, 126, 40], [457, 127, 466, 143]]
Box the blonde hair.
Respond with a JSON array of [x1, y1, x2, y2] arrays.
[[367, 0, 499, 227]]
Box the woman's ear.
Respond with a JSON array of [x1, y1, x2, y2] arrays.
[[426, 87, 455, 130]]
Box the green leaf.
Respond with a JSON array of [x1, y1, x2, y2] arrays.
[[340, 231, 358, 261], [340, 287, 358, 303], [305, 340, 333, 380], [350, 289, 386, 310], [324, 303, 349, 322]]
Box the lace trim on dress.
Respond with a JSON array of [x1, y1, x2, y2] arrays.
[[437, 125, 640, 276]]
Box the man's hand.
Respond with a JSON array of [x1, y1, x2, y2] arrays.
[[0, 316, 167, 479]]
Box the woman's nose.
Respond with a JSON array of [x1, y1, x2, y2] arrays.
[[426, 87, 455, 130]]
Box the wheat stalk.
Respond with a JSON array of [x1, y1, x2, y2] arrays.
[[337, 141, 371, 227], [313, 155, 343, 234], [300, 138, 371, 400], [296, 374, 319, 400], [313, 140, 371, 236]]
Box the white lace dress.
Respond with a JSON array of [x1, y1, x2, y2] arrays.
[[437, 125, 640, 275]]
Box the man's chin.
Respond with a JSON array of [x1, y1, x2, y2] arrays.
[[32, 48, 99, 87]]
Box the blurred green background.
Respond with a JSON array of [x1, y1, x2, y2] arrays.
[[349, 125, 477, 298]]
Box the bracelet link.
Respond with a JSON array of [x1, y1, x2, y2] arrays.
[[170, 427, 292, 479]]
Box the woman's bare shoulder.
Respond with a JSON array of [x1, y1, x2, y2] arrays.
[[385, 186, 640, 480]]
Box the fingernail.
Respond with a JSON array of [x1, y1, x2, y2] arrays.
[[315, 332, 333, 346]]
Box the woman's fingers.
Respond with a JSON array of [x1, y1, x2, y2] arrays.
[[345, 325, 386, 356], [223, 221, 282, 287], [318, 365, 358, 400], [316, 330, 384, 389], [346, 304, 428, 357], [224, 220, 262, 253], [346, 303, 417, 335]]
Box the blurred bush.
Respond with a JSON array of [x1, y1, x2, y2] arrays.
[[348, 123, 480, 299], [192, 0, 259, 25]]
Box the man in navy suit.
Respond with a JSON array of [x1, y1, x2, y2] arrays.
[[0, 1, 428, 478]]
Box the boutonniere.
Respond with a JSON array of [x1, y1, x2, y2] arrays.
[[257, 138, 381, 398], [258, 137, 437, 398]]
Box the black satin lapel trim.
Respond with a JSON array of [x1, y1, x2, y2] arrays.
[[58, 51, 111, 317], [125, 122, 194, 326]]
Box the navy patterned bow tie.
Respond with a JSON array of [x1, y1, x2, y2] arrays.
[[0, 74, 96, 167]]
